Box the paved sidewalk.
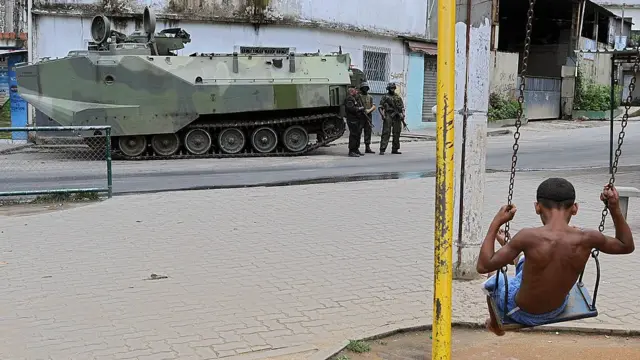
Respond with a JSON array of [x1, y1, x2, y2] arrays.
[[1, 169, 639, 359]]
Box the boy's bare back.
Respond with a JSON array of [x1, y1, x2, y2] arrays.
[[515, 225, 593, 314], [477, 179, 633, 334]]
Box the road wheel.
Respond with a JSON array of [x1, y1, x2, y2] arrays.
[[151, 133, 180, 156], [118, 135, 147, 157], [282, 125, 308, 152], [218, 128, 245, 154], [184, 128, 212, 155], [251, 127, 278, 153]]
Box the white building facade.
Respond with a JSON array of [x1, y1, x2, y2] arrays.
[[597, 0, 640, 32], [26, 0, 438, 129]]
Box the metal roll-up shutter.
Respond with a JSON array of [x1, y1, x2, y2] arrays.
[[422, 56, 437, 121]]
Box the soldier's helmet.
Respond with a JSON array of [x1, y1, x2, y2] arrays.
[[386, 82, 397, 91], [360, 81, 370, 91]]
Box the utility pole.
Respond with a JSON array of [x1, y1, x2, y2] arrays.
[[431, 0, 455, 358], [451, 0, 493, 280]]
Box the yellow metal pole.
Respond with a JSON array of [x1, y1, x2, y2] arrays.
[[432, 0, 455, 356]]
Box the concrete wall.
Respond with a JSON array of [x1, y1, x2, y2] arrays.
[[32, 0, 428, 39], [405, 52, 425, 129], [0, 1, 5, 33], [561, 65, 576, 117], [601, 4, 640, 31], [525, 30, 571, 78], [426, 0, 437, 40], [579, 36, 612, 85], [1, 0, 27, 34], [489, 51, 519, 98]]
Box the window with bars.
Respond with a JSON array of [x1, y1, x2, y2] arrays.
[[363, 49, 389, 82]]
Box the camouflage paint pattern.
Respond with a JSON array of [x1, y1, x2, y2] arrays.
[[16, 51, 353, 137]]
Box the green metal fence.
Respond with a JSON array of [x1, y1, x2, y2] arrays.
[[0, 126, 112, 199]]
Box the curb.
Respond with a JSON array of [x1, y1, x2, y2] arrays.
[[327, 137, 430, 147], [0, 143, 32, 155], [313, 321, 640, 360], [487, 129, 512, 136], [328, 129, 511, 147]]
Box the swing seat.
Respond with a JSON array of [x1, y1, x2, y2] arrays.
[[486, 282, 598, 331]]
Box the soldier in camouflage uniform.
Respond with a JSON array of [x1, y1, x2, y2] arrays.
[[345, 87, 366, 157], [378, 82, 404, 155], [358, 82, 376, 154]]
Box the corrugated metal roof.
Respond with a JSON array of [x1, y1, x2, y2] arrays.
[[0, 49, 27, 56]]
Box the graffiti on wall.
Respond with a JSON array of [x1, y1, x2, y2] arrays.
[[490, 51, 519, 98], [390, 71, 406, 97]]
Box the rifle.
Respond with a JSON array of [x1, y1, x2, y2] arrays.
[[397, 113, 410, 132], [388, 109, 410, 132], [364, 109, 374, 129], [384, 96, 409, 132], [356, 97, 374, 128]]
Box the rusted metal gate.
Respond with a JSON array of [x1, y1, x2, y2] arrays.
[[517, 76, 562, 120]]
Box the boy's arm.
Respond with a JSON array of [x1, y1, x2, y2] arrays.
[[587, 186, 634, 255], [587, 208, 634, 255], [476, 222, 528, 274]]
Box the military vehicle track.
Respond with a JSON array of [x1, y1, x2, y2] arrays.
[[111, 113, 345, 160]]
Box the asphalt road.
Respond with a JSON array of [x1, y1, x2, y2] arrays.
[[1, 121, 638, 195]]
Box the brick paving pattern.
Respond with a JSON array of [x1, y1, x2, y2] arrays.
[[1, 168, 639, 359]]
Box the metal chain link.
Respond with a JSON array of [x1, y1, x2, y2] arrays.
[[593, 50, 639, 256], [502, 0, 536, 261], [495, 0, 536, 320]]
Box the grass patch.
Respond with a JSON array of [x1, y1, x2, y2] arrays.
[[488, 92, 520, 122], [345, 340, 371, 353], [31, 192, 102, 204], [335, 355, 350, 360], [0, 100, 10, 139]]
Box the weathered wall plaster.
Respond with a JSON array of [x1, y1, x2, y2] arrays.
[[578, 36, 613, 86], [32, 0, 429, 39], [33, 14, 406, 68], [2, 0, 27, 34], [490, 51, 519, 98]]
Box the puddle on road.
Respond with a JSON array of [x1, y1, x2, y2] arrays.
[[261, 171, 437, 187], [333, 328, 640, 360], [116, 171, 440, 196]]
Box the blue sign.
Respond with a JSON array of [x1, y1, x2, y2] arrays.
[[0, 66, 8, 100], [8, 53, 27, 140]]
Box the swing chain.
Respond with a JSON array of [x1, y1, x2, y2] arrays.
[[594, 51, 639, 256], [503, 0, 536, 260]]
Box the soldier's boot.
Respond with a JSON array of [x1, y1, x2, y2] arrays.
[[348, 152, 360, 157], [355, 149, 364, 155], [365, 145, 375, 154], [391, 150, 402, 154], [379, 149, 385, 155]]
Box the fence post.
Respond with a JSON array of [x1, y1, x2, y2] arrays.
[[106, 127, 113, 198]]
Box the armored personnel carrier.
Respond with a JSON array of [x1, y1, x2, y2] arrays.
[[15, 7, 367, 159]]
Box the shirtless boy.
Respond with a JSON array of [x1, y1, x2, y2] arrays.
[[476, 177, 634, 336]]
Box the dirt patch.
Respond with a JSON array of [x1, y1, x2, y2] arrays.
[[0, 202, 95, 217], [332, 328, 640, 360]]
